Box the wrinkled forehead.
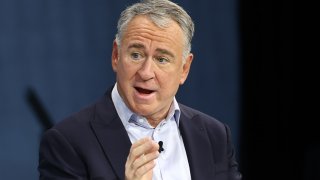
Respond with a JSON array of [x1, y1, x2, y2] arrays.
[[121, 15, 184, 50]]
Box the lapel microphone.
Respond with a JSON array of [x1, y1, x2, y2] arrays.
[[158, 141, 164, 153]]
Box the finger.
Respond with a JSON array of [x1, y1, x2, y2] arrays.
[[131, 137, 151, 149], [134, 158, 156, 179], [131, 150, 159, 171], [146, 141, 159, 154], [127, 137, 158, 162], [127, 137, 150, 163], [125, 138, 159, 179]]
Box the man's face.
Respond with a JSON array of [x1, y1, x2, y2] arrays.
[[112, 15, 193, 122]]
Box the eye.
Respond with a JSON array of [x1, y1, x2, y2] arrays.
[[156, 57, 170, 64], [130, 52, 142, 60]]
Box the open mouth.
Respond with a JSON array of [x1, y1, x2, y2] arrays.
[[135, 87, 154, 94]]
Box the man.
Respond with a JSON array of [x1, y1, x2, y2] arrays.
[[38, 0, 242, 179]]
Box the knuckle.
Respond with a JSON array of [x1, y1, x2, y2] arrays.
[[131, 149, 139, 157], [135, 168, 144, 177], [131, 161, 137, 169]]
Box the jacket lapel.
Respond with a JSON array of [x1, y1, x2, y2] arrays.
[[179, 106, 215, 179], [89, 91, 216, 179], [90, 92, 131, 180]]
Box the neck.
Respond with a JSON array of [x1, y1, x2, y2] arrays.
[[146, 118, 163, 127]]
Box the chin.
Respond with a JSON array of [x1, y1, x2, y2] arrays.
[[132, 104, 154, 116]]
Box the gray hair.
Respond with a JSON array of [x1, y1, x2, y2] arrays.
[[115, 0, 194, 59]]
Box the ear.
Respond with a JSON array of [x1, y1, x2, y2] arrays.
[[111, 40, 119, 72], [179, 53, 193, 85]]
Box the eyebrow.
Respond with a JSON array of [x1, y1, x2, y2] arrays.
[[156, 48, 175, 58], [128, 43, 145, 50], [128, 43, 175, 58]]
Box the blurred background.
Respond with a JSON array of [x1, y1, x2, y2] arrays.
[[0, 0, 298, 179]]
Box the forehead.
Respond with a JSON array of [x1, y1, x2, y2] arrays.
[[121, 15, 184, 51]]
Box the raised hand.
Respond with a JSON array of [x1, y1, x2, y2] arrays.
[[125, 137, 160, 180]]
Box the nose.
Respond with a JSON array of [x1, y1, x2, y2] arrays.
[[137, 58, 155, 81]]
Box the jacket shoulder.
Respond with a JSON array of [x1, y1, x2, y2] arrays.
[[54, 102, 96, 131], [179, 103, 225, 126], [49, 94, 111, 137]]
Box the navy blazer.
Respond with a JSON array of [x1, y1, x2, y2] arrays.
[[39, 91, 242, 180]]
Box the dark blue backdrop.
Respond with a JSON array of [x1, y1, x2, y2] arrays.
[[0, 0, 240, 179]]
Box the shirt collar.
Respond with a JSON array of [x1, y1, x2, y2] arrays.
[[111, 83, 181, 127]]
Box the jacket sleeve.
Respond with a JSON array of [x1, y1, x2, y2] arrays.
[[225, 124, 242, 180], [38, 128, 87, 179]]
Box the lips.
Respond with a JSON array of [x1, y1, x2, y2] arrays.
[[135, 87, 154, 94]]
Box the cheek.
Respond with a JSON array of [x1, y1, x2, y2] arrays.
[[118, 61, 137, 79], [158, 72, 181, 91]]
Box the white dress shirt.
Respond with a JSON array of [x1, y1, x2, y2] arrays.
[[111, 84, 191, 180]]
